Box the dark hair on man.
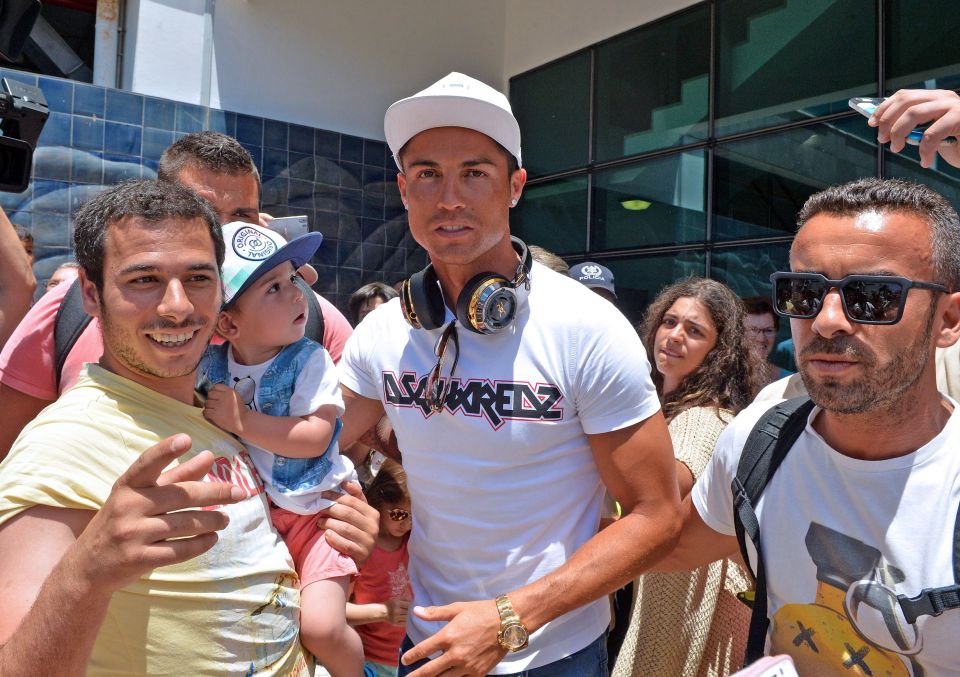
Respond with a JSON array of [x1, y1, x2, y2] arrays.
[[158, 131, 261, 194], [364, 459, 409, 511], [798, 177, 960, 291], [74, 180, 223, 291], [348, 281, 399, 325], [397, 138, 519, 178], [640, 277, 752, 421], [14, 224, 33, 244], [741, 295, 779, 331], [528, 245, 569, 276]]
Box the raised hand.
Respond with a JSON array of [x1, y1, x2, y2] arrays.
[[66, 433, 245, 593], [870, 89, 960, 168]]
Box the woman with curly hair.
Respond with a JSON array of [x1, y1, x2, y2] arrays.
[[613, 277, 752, 677]]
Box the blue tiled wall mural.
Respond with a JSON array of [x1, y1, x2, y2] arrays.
[[0, 68, 424, 316]]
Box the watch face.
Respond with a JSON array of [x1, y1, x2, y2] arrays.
[[502, 622, 528, 650]]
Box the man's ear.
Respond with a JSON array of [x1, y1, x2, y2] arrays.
[[935, 291, 960, 349], [509, 167, 527, 207], [78, 268, 102, 318], [216, 310, 241, 341], [397, 170, 408, 209]]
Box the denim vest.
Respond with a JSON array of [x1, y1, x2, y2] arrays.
[[197, 337, 340, 496]]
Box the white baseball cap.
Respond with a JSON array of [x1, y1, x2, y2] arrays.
[[384, 72, 522, 170], [220, 221, 322, 308]]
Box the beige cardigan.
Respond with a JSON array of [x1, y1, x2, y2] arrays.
[[612, 406, 751, 677]]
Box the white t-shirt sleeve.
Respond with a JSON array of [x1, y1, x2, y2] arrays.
[[338, 306, 385, 400], [573, 304, 660, 435], [691, 400, 778, 536], [289, 348, 345, 417]]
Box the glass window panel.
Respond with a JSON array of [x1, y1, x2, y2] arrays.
[[715, 0, 876, 136], [512, 176, 588, 256], [592, 150, 707, 251], [511, 52, 591, 178], [711, 241, 793, 348], [602, 251, 706, 327], [885, 146, 960, 214], [594, 5, 710, 161], [886, 0, 960, 91], [713, 117, 877, 241]]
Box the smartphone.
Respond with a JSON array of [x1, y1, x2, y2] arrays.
[[849, 96, 957, 146], [267, 215, 309, 240]]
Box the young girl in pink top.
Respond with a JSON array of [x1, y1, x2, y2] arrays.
[[348, 460, 412, 677]]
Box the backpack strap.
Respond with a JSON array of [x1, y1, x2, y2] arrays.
[[732, 396, 814, 666], [54, 279, 93, 391], [297, 276, 326, 347]]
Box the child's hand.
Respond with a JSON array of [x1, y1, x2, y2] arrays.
[[202, 384, 246, 435], [385, 597, 411, 625]]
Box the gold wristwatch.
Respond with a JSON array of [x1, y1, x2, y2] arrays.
[[495, 594, 529, 652]]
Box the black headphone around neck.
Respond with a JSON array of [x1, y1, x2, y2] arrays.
[[400, 237, 532, 335]]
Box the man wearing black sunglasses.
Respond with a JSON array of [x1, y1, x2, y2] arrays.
[[651, 177, 960, 674]]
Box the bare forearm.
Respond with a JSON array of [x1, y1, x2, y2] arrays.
[[510, 504, 680, 633], [346, 601, 388, 626], [0, 545, 112, 675], [238, 410, 336, 458], [648, 495, 738, 573], [0, 212, 36, 347]]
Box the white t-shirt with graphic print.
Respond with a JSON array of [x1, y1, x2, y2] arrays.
[[693, 397, 960, 676], [338, 261, 661, 674], [227, 344, 352, 514]]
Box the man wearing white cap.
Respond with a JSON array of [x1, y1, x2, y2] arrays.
[[338, 72, 680, 676]]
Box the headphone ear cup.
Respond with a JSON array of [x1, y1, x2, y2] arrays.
[[406, 266, 447, 330], [457, 272, 514, 334]]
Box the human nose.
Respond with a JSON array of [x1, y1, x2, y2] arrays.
[[157, 279, 194, 320], [437, 175, 464, 211], [810, 287, 855, 338]]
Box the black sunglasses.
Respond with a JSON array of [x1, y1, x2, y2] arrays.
[[424, 320, 460, 413], [770, 272, 949, 325]]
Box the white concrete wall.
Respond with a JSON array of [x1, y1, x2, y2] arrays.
[[125, 0, 507, 140], [503, 0, 701, 78], [121, 0, 694, 139], [122, 0, 212, 105]]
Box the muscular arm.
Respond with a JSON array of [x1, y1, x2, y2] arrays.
[[648, 494, 740, 573], [339, 385, 400, 462], [0, 382, 49, 461], [402, 411, 682, 676], [0, 435, 243, 675], [0, 207, 36, 349], [509, 411, 681, 631]]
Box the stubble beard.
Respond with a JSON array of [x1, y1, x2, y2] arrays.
[[99, 305, 210, 381], [798, 308, 936, 415]]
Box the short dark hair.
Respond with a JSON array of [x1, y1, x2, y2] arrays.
[[396, 136, 519, 178], [529, 245, 569, 276], [348, 281, 399, 325], [798, 178, 960, 291], [741, 295, 779, 331], [364, 459, 409, 511], [74, 180, 223, 291], [158, 131, 261, 197], [14, 224, 32, 243]]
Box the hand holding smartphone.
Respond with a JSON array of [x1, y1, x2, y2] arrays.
[[849, 97, 957, 147]]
